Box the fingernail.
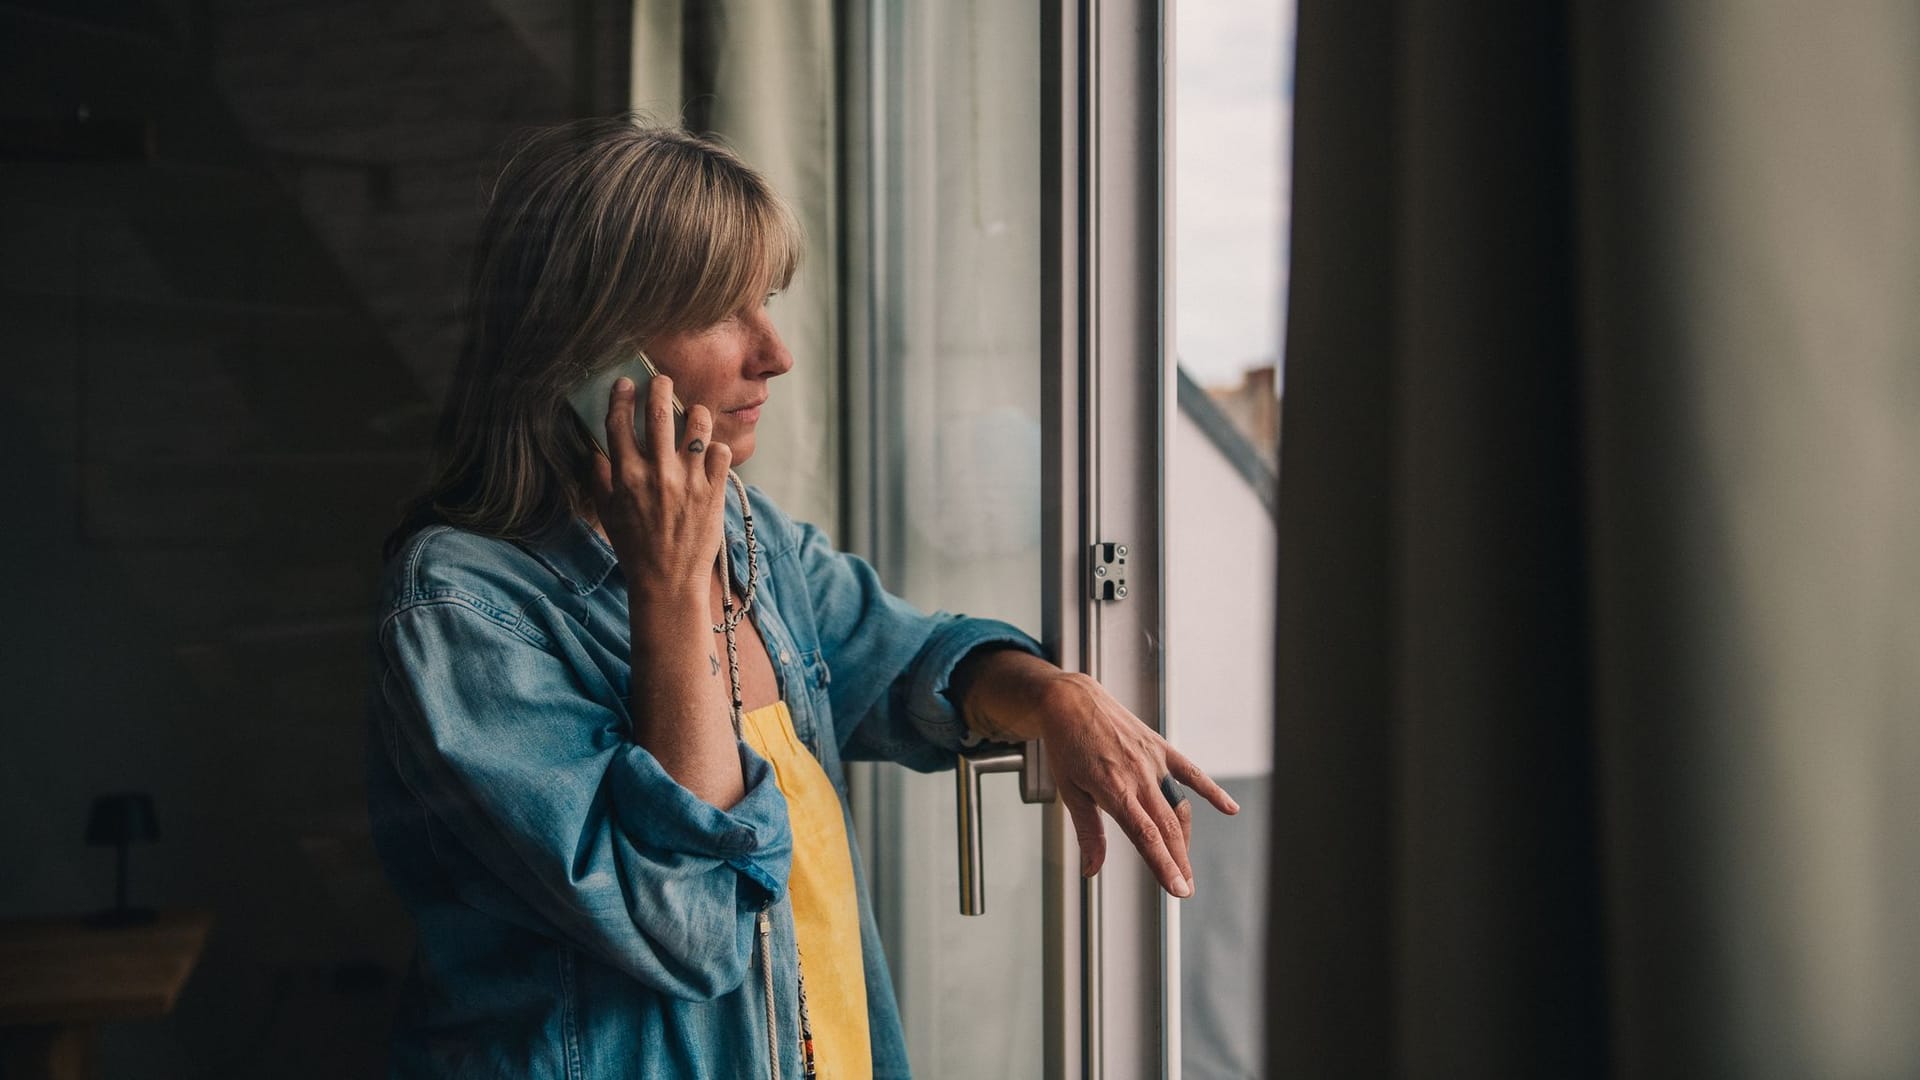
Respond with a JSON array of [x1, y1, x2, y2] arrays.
[[1081, 856, 1094, 878], [614, 376, 633, 392], [1174, 877, 1192, 898]]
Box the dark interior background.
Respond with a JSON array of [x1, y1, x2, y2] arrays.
[[1, 2, 629, 1074]]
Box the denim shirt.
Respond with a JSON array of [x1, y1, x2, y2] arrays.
[[364, 484, 1043, 1079]]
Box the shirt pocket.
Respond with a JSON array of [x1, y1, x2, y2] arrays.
[[797, 647, 833, 757], [800, 647, 830, 691]]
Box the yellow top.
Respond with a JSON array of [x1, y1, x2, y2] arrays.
[[738, 701, 870, 1079]]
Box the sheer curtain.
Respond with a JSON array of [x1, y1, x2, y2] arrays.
[[848, 1, 1049, 1073], [629, 0, 840, 531], [630, 3, 1050, 1075], [1270, 2, 1920, 1075]]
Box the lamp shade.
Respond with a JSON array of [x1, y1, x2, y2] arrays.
[[85, 792, 159, 847]]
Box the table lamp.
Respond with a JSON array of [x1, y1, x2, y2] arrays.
[[85, 792, 159, 927]]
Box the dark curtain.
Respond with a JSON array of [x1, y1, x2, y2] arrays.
[[1269, 2, 1920, 1076]]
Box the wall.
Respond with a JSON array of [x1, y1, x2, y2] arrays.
[[1167, 394, 1277, 1079], [0, 1, 625, 1073]]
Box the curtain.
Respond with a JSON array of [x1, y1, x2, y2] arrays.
[[629, 0, 840, 532], [844, 0, 1050, 1072], [1268, 2, 1920, 1076], [631, 4, 1050, 1075]]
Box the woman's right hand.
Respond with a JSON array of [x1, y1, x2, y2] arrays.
[[585, 374, 733, 601], [587, 374, 746, 809]]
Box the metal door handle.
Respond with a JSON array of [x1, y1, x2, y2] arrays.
[[956, 739, 1055, 915]]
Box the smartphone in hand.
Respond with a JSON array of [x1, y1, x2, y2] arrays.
[[566, 351, 689, 457]]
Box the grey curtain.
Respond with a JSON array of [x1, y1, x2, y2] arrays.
[[1269, 3, 1920, 1077], [629, 0, 840, 532]]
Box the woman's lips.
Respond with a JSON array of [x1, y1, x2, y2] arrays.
[[728, 401, 765, 423]]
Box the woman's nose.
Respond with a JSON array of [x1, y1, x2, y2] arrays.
[[753, 316, 795, 378]]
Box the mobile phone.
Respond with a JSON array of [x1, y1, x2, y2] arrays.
[[566, 351, 688, 456]]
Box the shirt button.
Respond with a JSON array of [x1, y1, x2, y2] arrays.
[[779, 651, 792, 665]]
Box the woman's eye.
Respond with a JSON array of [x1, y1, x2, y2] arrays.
[[762, 292, 778, 308]]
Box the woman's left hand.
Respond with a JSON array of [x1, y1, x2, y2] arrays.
[[958, 652, 1240, 897]]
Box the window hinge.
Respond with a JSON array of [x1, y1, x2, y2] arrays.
[[1088, 541, 1129, 601]]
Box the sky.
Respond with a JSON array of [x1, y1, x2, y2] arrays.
[[1175, 0, 1296, 392]]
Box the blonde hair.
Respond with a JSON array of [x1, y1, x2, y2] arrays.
[[382, 114, 802, 561]]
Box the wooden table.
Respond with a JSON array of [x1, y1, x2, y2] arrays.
[[0, 910, 212, 1080]]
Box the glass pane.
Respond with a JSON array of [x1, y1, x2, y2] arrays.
[[1171, 0, 1294, 1076], [852, 0, 1046, 1076]]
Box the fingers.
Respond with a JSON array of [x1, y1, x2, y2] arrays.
[[1116, 798, 1191, 898], [1149, 790, 1194, 897], [1062, 787, 1107, 879], [610, 374, 705, 485], [644, 374, 678, 462], [678, 403, 735, 489], [682, 404, 714, 457], [1164, 796, 1194, 894], [681, 404, 714, 455], [1069, 785, 1193, 898], [703, 437, 733, 487], [1165, 747, 1241, 816], [605, 376, 641, 466]]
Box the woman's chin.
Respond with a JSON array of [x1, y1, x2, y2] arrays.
[[720, 432, 754, 466]]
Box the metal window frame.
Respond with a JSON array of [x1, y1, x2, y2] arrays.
[[843, 0, 1175, 1072], [1044, 0, 1175, 1076]]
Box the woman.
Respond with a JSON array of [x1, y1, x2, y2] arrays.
[[366, 115, 1236, 1079]]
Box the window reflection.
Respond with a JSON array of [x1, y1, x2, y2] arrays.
[[1172, 0, 1293, 1075]]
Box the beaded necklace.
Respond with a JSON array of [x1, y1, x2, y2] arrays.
[[714, 472, 817, 1080]]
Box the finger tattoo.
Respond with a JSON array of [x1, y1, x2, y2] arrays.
[[1159, 776, 1190, 809], [686, 438, 706, 454]]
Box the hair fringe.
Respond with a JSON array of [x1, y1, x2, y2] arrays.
[[380, 114, 802, 564]]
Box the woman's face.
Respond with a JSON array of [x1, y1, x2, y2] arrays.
[[643, 295, 793, 465]]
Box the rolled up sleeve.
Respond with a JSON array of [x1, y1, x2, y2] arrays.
[[376, 598, 791, 1000], [793, 520, 1046, 772]]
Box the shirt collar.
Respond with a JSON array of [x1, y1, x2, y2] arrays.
[[522, 505, 750, 596], [522, 514, 620, 595]]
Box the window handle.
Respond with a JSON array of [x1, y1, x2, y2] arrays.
[[956, 740, 1054, 916]]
